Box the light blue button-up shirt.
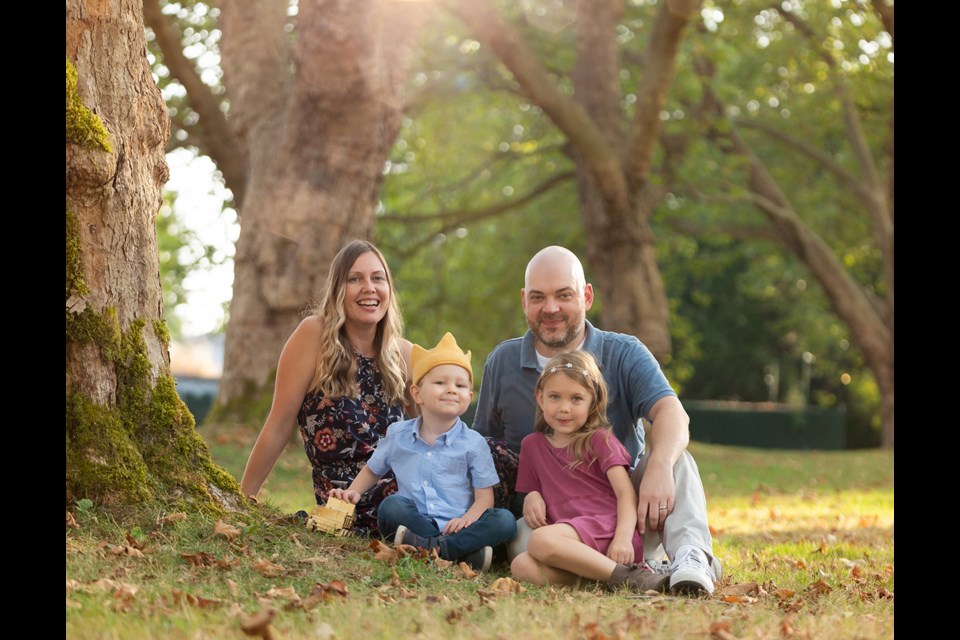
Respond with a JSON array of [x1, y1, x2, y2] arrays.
[[366, 417, 500, 529]]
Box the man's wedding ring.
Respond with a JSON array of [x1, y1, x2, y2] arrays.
[[658, 506, 668, 510]]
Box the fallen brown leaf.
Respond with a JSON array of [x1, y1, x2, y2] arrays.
[[710, 620, 738, 640], [458, 562, 479, 578], [159, 512, 187, 525], [264, 586, 301, 605], [181, 551, 216, 567], [817, 540, 828, 554], [780, 613, 795, 636], [310, 581, 349, 600], [173, 590, 226, 609], [490, 577, 526, 593], [721, 595, 757, 604], [371, 539, 399, 562], [794, 559, 807, 570], [714, 582, 759, 597], [125, 532, 147, 551], [240, 609, 275, 639], [214, 520, 242, 541], [851, 565, 864, 579], [252, 559, 286, 578], [445, 609, 461, 624], [806, 578, 833, 597], [298, 556, 330, 564], [772, 588, 796, 600], [67, 511, 79, 528], [399, 586, 418, 599], [108, 544, 145, 558], [425, 594, 450, 604], [227, 579, 239, 597]]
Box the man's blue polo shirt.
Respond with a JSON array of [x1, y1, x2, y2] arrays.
[[472, 320, 677, 464]]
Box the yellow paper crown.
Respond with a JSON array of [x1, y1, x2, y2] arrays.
[[411, 332, 473, 385]]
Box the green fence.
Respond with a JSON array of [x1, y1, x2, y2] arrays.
[[685, 400, 846, 450]]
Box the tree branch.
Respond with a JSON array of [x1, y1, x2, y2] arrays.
[[871, 0, 894, 47], [448, 0, 630, 218], [143, 0, 248, 207], [624, 0, 702, 199], [380, 170, 574, 224], [735, 118, 871, 201]]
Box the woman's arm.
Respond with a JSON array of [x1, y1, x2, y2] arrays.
[[606, 465, 640, 565], [239, 317, 324, 498]]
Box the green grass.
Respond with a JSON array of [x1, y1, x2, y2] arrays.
[[66, 428, 894, 639]]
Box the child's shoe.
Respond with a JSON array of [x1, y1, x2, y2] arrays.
[[607, 562, 670, 593], [459, 546, 493, 572], [393, 525, 439, 551]]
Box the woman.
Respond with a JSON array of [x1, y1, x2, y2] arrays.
[[240, 240, 413, 535]]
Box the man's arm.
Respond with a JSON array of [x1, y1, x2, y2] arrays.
[[636, 395, 690, 534], [471, 357, 504, 440]]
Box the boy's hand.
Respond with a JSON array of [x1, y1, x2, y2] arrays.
[[442, 514, 476, 535], [328, 488, 360, 504], [522, 492, 548, 529]]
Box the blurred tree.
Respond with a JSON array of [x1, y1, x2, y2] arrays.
[[66, 0, 236, 506], [145, 0, 434, 406], [671, 0, 893, 446]]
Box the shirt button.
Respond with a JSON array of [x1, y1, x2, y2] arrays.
[[422, 480, 429, 486], [426, 452, 432, 458]]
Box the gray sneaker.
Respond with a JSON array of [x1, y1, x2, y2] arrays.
[[460, 546, 493, 572], [393, 525, 439, 551], [608, 562, 670, 593], [669, 546, 720, 595]]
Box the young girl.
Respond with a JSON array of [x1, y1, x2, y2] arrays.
[[510, 351, 668, 592]]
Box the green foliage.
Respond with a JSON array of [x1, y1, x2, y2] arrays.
[[66, 59, 112, 152]]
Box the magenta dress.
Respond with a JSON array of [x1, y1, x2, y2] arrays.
[[515, 429, 643, 561]]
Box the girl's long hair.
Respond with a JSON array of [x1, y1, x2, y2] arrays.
[[534, 351, 615, 469], [306, 240, 407, 404]]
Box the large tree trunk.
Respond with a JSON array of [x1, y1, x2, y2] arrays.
[[66, 0, 239, 507], [216, 0, 430, 406]]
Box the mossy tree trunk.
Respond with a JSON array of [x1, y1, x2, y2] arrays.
[[66, 0, 240, 508]]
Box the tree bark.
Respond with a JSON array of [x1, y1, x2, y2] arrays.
[[216, 0, 431, 405], [67, 0, 238, 506]]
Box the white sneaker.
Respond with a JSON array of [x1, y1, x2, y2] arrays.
[[669, 545, 720, 595]]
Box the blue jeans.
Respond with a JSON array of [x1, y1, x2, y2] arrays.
[[378, 494, 517, 560]]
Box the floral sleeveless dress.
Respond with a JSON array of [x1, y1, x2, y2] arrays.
[[298, 353, 403, 536]]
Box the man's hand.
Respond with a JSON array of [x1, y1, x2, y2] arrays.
[[522, 491, 548, 529], [636, 458, 675, 534]]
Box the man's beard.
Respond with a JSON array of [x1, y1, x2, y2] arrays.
[[529, 314, 583, 350]]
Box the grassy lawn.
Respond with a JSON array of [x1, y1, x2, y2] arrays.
[[66, 424, 894, 639]]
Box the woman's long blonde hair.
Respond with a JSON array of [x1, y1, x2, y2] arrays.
[[534, 351, 614, 469], [306, 240, 407, 404]]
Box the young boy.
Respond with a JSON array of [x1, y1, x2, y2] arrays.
[[329, 333, 517, 571]]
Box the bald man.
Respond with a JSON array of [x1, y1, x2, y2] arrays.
[[472, 246, 721, 595]]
